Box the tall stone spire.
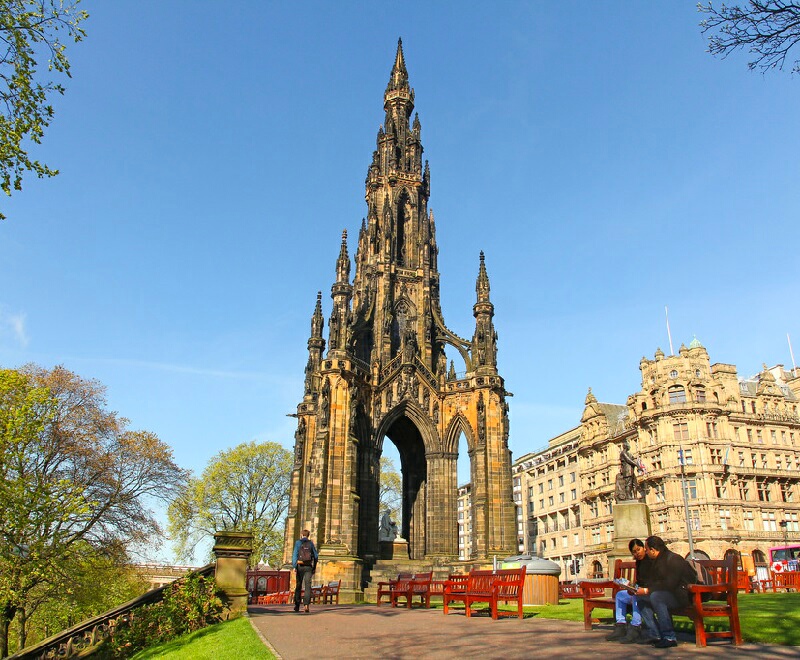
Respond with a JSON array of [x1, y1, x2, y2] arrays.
[[386, 38, 411, 99], [285, 42, 514, 579]]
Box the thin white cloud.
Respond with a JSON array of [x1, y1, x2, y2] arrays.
[[0, 307, 29, 348], [77, 356, 269, 380]]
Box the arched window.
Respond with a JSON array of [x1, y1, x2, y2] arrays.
[[592, 560, 604, 579], [752, 549, 767, 564], [669, 386, 686, 404], [687, 549, 710, 560]]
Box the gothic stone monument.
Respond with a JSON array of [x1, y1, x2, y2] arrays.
[[283, 41, 516, 595]]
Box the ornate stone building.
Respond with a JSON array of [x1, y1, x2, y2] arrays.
[[512, 341, 800, 579], [284, 41, 515, 593]]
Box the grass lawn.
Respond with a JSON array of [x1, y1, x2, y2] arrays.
[[511, 592, 800, 646], [131, 616, 275, 660]]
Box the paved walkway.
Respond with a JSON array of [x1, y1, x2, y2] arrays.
[[248, 604, 799, 659]]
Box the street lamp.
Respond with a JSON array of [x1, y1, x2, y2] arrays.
[[780, 520, 789, 566]]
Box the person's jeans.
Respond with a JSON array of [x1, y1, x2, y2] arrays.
[[294, 565, 314, 606], [614, 589, 641, 626], [637, 590, 680, 641]]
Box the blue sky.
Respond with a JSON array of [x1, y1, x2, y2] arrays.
[[1, 2, 798, 560]]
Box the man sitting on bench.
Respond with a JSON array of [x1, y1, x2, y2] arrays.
[[634, 535, 697, 649]]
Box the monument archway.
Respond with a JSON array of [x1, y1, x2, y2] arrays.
[[282, 42, 516, 594], [380, 413, 428, 559]]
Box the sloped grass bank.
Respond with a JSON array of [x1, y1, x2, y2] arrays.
[[131, 616, 274, 659]]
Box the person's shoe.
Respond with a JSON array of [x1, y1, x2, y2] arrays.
[[637, 633, 660, 645], [620, 625, 642, 644], [304, 604, 309, 613], [653, 638, 678, 648], [293, 603, 300, 612], [605, 623, 628, 641]]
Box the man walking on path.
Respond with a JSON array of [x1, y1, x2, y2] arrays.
[[292, 529, 318, 613]]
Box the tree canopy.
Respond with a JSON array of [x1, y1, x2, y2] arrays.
[[168, 440, 293, 568], [379, 456, 401, 526], [699, 1, 800, 73], [0, 0, 88, 219], [0, 365, 186, 658]]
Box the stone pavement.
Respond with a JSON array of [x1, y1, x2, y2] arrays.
[[247, 604, 799, 659]]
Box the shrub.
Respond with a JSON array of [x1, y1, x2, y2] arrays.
[[108, 574, 224, 658]]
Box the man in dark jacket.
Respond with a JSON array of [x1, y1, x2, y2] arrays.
[[634, 535, 696, 648], [292, 529, 318, 613]]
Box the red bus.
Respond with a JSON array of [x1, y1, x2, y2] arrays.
[[769, 545, 800, 573]]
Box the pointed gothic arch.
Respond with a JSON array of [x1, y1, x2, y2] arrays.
[[443, 413, 476, 455]]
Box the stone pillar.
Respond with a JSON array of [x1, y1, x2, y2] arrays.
[[608, 501, 651, 574], [213, 530, 253, 616]]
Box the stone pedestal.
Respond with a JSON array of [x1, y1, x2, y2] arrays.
[[379, 539, 410, 560], [315, 542, 364, 603], [213, 530, 253, 617], [608, 501, 651, 574]]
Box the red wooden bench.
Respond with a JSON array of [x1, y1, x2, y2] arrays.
[[559, 582, 583, 599], [443, 568, 527, 620], [443, 571, 489, 615], [679, 558, 742, 646], [322, 580, 341, 604], [580, 559, 636, 629], [428, 579, 446, 602], [580, 557, 742, 647], [769, 571, 800, 592], [376, 572, 412, 606], [390, 572, 433, 608]]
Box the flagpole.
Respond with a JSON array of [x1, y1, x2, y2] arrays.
[[665, 306, 674, 356], [679, 448, 695, 559], [789, 333, 798, 377]]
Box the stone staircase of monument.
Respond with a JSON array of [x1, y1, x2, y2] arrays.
[[362, 559, 453, 603]]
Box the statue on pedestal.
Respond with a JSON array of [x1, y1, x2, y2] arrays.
[[379, 509, 398, 542], [614, 440, 642, 502]]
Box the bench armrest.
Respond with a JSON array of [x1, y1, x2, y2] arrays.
[[688, 583, 730, 594], [579, 580, 615, 591], [493, 579, 523, 588]]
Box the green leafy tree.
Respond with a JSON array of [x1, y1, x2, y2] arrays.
[[168, 441, 293, 568], [379, 456, 402, 526], [0, 0, 88, 219], [0, 365, 187, 658], [699, 1, 800, 73], [10, 542, 147, 652]]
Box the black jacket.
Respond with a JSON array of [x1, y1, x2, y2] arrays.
[[647, 549, 696, 605], [635, 556, 654, 589]]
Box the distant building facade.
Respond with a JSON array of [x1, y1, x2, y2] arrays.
[[510, 340, 800, 579]]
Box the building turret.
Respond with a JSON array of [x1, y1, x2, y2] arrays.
[[328, 230, 352, 355], [471, 251, 498, 374], [304, 292, 325, 397]]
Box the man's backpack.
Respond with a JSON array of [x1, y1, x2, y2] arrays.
[[298, 539, 313, 564], [686, 558, 713, 602]]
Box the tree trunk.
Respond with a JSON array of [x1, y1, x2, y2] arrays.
[[17, 608, 26, 652], [0, 612, 10, 659]]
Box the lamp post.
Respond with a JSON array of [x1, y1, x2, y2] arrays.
[[678, 448, 695, 559], [780, 520, 788, 567]]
